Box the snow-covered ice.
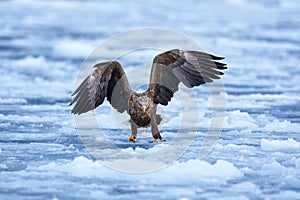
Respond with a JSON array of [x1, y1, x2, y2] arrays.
[[261, 138, 300, 151], [1, 0, 300, 199]]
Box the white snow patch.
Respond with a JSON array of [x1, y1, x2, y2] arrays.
[[161, 159, 243, 182], [295, 158, 300, 169], [96, 113, 121, 129], [224, 110, 258, 129], [226, 0, 246, 7], [261, 161, 296, 176], [255, 114, 274, 127], [267, 190, 300, 200], [1, 114, 60, 123], [8, 56, 72, 78], [28, 156, 243, 183], [281, 0, 300, 9], [230, 181, 261, 194], [261, 138, 300, 151], [0, 98, 27, 104], [163, 115, 182, 129], [20, 104, 65, 111], [0, 163, 8, 169], [262, 161, 285, 175], [263, 119, 300, 132], [14, 56, 47, 67], [53, 38, 96, 58], [105, 157, 166, 173], [164, 189, 194, 200]]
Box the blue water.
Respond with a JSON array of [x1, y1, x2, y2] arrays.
[[1, 0, 300, 199]]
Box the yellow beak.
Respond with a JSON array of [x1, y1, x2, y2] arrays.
[[142, 106, 146, 113]]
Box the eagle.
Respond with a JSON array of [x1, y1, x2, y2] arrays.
[[70, 49, 227, 142]]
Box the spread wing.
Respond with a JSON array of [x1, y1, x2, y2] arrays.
[[70, 61, 132, 114], [149, 49, 227, 105]]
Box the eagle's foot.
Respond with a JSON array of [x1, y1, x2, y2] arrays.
[[153, 133, 164, 142], [154, 138, 159, 142], [128, 135, 136, 142], [154, 138, 166, 142]]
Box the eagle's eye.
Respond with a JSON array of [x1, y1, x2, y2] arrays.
[[136, 97, 149, 113], [137, 101, 143, 107]]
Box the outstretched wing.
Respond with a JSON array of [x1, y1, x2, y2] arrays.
[[70, 61, 132, 114], [149, 49, 227, 105]]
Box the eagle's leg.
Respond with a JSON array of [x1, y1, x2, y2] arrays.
[[128, 120, 137, 142], [151, 117, 163, 142]]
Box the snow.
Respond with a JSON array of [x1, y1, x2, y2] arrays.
[[27, 156, 243, 185], [263, 119, 300, 133], [296, 159, 300, 169], [261, 138, 300, 151], [224, 110, 258, 129], [53, 39, 97, 58], [0, 98, 27, 104], [1, 0, 300, 199]]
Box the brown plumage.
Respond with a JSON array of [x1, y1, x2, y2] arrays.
[[70, 49, 227, 142]]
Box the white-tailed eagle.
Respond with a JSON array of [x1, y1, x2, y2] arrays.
[[70, 49, 227, 142]]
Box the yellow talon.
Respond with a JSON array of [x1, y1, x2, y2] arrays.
[[154, 139, 158, 142], [128, 135, 136, 142]]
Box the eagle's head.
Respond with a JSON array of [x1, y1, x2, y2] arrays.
[[136, 95, 151, 114]]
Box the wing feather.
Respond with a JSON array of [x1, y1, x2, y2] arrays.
[[149, 49, 227, 106], [70, 61, 132, 114]]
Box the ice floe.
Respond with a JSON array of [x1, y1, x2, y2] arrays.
[[261, 138, 300, 151]]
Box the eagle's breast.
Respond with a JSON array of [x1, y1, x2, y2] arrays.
[[128, 93, 153, 127]]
